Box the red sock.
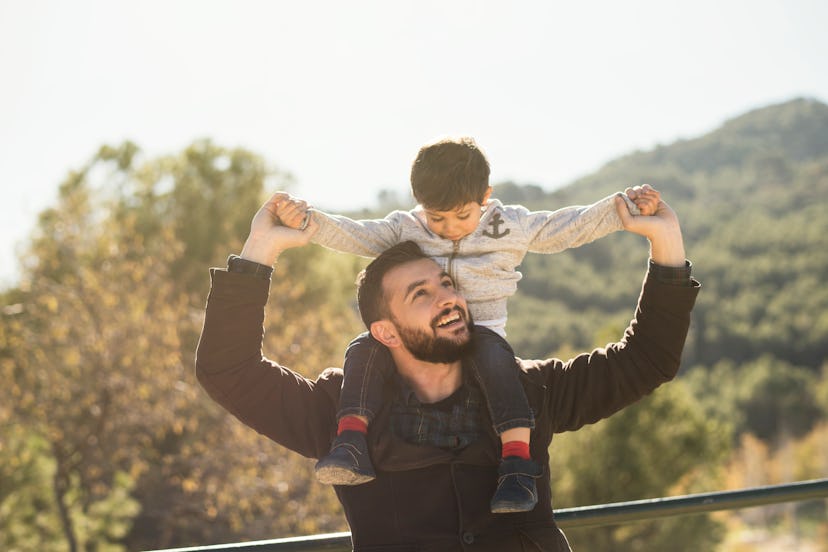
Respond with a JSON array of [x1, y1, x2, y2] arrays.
[[502, 440, 530, 460], [337, 415, 368, 435]]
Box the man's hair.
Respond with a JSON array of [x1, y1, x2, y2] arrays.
[[356, 241, 431, 328], [410, 136, 491, 210]]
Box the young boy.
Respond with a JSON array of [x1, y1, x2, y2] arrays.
[[275, 137, 660, 513]]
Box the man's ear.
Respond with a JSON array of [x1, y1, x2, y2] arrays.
[[370, 320, 401, 348]]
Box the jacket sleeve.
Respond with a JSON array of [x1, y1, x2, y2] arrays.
[[309, 209, 405, 258], [195, 268, 341, 459], [519, 193, 639, 254], [531, 267, 700, 433]]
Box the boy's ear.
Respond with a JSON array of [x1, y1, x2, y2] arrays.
[[370, 320, 401, 348], [481, 186, 493, 204]]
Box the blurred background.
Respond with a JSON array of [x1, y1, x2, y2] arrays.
[[1, 1, 827, 550]]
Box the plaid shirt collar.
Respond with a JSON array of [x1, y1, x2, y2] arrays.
[[390, 363, 486, 451]]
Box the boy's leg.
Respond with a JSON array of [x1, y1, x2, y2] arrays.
[[315, 332, 390, 486], [470, 326, 541, 513]]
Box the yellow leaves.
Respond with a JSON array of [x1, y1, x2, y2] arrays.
[[41, 295, 59, 313], [172, 419, 184, 435], [181, 478, 199, 494], [136, 383, 151, 400], [63, 348, 81, 368]]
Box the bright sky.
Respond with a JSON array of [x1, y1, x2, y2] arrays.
[[2, 0, 827, 287]]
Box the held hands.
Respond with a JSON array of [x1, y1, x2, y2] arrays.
[[239, 192, 318, 266], [275, 195, 312, 230], [615, 185, 686, 267], [625, 184, 660, 216]]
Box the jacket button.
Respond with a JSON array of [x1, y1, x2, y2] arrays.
[[462, 532, 474, 544]]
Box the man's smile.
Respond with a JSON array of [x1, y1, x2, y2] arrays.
[[433, 307, 466, 331]]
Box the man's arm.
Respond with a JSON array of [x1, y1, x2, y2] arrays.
[[195, 193, 341, 459], [533, 198, 697, 431]]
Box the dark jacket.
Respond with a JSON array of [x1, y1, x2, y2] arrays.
[[196, 267, 700, 551]]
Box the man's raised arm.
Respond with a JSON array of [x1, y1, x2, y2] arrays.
[[195, 193, 338, 459], [536, 193, 698, 433]]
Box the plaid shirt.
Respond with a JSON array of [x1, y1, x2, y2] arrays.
[[390, 367, 486, 451], [388, 261, 692, 450]]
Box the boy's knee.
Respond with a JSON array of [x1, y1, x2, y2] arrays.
[[345, 332, 391, 364]]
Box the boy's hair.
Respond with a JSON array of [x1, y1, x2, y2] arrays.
[[410, 136, 491, 210], [356, 240, 431, 328]]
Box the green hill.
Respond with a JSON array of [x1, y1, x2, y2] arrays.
[[501, 97, 828, 372]]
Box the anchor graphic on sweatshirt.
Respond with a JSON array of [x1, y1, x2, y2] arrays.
[[482, 213, 510, 239]]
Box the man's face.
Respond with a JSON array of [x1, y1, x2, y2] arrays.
[[381, 258, 473, 363]]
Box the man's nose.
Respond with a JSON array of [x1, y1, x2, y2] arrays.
[[436, 285, 458, 307]]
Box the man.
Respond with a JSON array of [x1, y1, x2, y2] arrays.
[[196, 190, 699, 551]]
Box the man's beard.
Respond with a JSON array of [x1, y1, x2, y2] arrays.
[[392, 307, 474, 364]]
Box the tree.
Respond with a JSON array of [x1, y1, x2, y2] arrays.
[[3, 141, 363, 550], [551, 381, 731, 551]]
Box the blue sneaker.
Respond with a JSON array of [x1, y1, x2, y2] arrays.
[[490, 457, 541, 513], [315, 430, 376, 485]]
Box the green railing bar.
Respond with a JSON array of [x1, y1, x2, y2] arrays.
[[145, 478, 828, 552], [145, 532, 352, 552], [554, 477, 828, 528]]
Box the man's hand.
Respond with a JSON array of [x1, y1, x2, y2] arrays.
[[615, 189, 685, 267], [239, 192, 318, 266]]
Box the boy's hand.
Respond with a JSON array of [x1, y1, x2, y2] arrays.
[[625, 184, 661, 216], [275, 195, 311, 230]]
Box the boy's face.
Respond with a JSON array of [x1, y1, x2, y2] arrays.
[[422, 188, 492, 242]]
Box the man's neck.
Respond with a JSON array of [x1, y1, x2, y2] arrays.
[[390, 350, 463, 404]]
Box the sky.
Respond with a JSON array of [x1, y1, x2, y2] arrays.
[[1, 0, 827, 287]]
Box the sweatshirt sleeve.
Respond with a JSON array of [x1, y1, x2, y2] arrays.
[[195, 268, 341, 459], [520, 193, 639, 254], [530, 265, 700, 433], [309, 209, 405, 258]]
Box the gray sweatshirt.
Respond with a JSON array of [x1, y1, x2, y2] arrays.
[[310, 193, 638, 336]]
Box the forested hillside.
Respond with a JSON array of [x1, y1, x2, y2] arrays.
[[505, 97, 828, 369], [499, 97, 828, 549], [1, 98, 826, 551]]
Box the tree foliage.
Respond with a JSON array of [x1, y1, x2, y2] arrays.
[[1, 141, 362, 550], [551, 371, 731, 551]]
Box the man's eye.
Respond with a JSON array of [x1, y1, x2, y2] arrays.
[[414, 289, 427, 298], [457, 214, 470, 220]]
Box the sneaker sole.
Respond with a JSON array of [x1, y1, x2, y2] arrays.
[[315, 465, 376, 486], [490, 500, 538, 514]]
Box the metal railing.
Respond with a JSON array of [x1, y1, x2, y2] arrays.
[[147, 478, 828, 552]]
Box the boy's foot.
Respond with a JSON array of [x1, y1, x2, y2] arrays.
[[314, 430, 376, 485], [490, 457, 542, 513]]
